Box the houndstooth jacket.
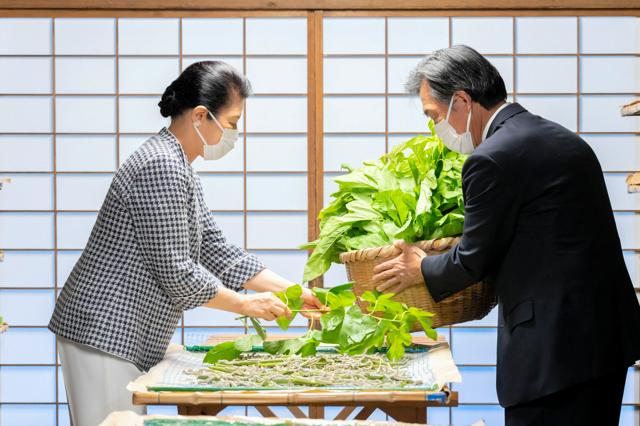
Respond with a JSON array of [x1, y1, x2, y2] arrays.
[[49, 127, 265, 372]]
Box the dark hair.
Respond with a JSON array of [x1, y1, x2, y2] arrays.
[[158, 61, 252, 118], [405, 45, 507, 109]]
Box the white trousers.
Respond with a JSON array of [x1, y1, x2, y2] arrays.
[[57, 336, 147, 426]]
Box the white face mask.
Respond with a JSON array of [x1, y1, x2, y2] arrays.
[[434, 96, 475, 154], [193, 109, 239, 161]]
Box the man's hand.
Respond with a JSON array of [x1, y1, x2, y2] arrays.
[[372, 240, 427, 294], [300, 288, 327, 320]]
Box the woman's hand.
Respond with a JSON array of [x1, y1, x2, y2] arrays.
[[300, 288, 327, 319], [240, 292, 292, 321]]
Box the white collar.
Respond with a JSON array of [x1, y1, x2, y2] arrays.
[[482, 102, 511, 143]]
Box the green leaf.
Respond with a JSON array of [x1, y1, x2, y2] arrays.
[[203, 341, 242, 364], [250, 317, 267, 341], [274, 284, 304, 331], [263, 336, 319, 357], [233, 334, 262, 352], [387, 325, 412, 361]]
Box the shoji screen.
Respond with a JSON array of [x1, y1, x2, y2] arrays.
[[0, 16, 311, 425], [321, 14, 639, 425]]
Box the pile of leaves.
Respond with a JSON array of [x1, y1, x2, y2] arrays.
[[301, 122, 467, 282], [204, 283, 437, 364]]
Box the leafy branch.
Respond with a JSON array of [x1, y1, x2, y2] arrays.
[[204, 283, 437, 364]]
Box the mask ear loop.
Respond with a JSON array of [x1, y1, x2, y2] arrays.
[[445, 96, 455, 122], [465, 104, 472, 133]]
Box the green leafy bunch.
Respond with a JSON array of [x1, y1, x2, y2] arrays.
[[204, 283, 437, 364], [301, 121, 467, 282]]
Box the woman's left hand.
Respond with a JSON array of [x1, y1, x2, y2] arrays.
[[300, 288, 327, 320]]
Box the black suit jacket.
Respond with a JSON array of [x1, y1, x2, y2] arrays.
[[421, 103, 640, 407]]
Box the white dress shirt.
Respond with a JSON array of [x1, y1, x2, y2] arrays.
[[482, 102, 511, 143]]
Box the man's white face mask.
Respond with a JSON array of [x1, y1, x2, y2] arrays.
[[193, 109, 239, 161], [434, 96, 475, 154]]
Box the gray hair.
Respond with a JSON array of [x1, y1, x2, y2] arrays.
[[405, 45, 507, 109]]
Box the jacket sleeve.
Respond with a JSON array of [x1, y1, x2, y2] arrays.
[[127, 156, 220, 311], [196, 178, 266, 292], [421, 153, 519, 302]]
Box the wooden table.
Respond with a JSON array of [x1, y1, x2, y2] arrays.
[[132, 334, 458, 423]]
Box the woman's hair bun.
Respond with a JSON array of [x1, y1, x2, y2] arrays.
[[159, 85, 179, 118]]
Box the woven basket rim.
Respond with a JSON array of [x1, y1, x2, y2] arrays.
[[338, 236, 461, 264]]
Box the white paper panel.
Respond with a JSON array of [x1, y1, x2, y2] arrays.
[[387, 17, 449, 54], [246, 57, 307, 94], [0, 18, 51, 55], [56, 135, 116, 172], [0, 366, 56, 403], [515, 17, 577, 54], [0, 213, 54, 249], [118, 18, 179, 55], [55, 57, 116, 94], [246, 174, 307, 210], [245, 96, 307, 133], [584, 135, 640, 171], [580, 17, 640, 54], [580, 95, 640, 133], [323, 262, 349, 287], [119, 57, 179, 94], [192, 138, 244, 172], [323, 18, 385, 55], [1, 405, 57, 426], [324, 57, 385, 94], [323, 96, 385, 133], [0, 290, 54, 327], [0, 135, 53, 172], [119, 96, 169, 133], [581, 56, 640, 93], [198, 174, 244, 211], [614, 212, 640, 249], [451, 328, 498, 365], [0, 328, 55, 364], [454, 367, 499, 404], [211, 212, 244, 248], [388, 95, 430, 133], [0, 251, 54, 288], [56, 96, 116, 133], [517, 95, 577, 132], [246, 212, 307, 249], [0, 174, 53, 210], [56, 213, 97, 249], [516, 57, 577, 94], [183, 306, 240, 327], [387, 56, 422, 94], [246, 18, 306, 55], [0, 96, 52, 133], [624, 252, 640, 287], [0, 57, 51, 94], [251, 250, 308, 283], [56, 174, 112, 211], [182, 18, 243, 55], [486, 56, 514, 94], [54, 18, 116, 55], [246, 135, 307, 171], [451, 17, 513, 54], [324, 135, 385, 172], [605, 173, 640, 210], [57, 251, 81, 286]]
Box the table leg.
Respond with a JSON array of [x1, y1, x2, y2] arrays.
[[177, 405, 227, 416], [308, 405, 325, 419], [381, 406, 427, 423]]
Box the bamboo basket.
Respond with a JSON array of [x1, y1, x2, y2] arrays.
[[339, 237, 497, 330]]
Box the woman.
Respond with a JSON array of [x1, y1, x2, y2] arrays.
[[48, 61, 323, 426]]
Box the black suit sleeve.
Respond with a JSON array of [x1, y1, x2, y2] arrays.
[[421, 153, 518, 302]]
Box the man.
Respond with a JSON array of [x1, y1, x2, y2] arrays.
[[372, 45, 640, 425]]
